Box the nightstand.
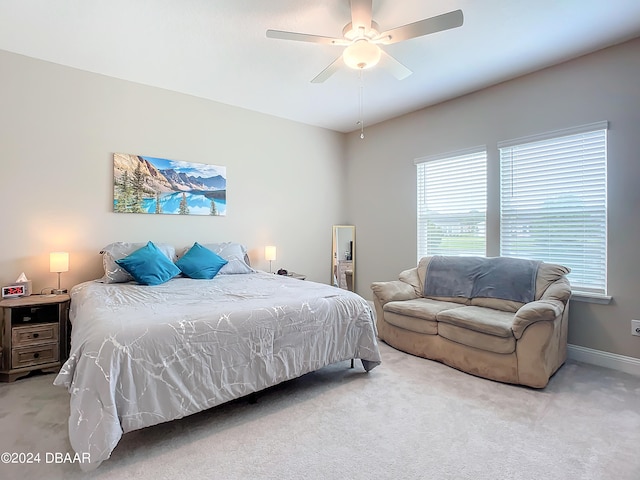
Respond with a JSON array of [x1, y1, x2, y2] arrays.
[[0, 294, 70, 382]]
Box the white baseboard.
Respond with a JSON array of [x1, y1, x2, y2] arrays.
[[567, 344, 640, 377]]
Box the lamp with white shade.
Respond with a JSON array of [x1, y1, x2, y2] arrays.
[[50, 251, 69, 294], [264, 246, 277, 273]]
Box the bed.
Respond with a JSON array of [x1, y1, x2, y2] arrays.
[[53, 245, 381, 471]]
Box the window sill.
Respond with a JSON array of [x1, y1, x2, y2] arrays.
[[570, 292, 612, 304]]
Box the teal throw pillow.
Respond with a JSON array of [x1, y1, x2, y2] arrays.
[[176, 242, 228, 279], [115, 241, 180, 286]]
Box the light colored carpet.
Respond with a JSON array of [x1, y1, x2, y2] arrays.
[[0, 342, 639, 480]]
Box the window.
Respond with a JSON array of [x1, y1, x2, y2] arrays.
[[499, 122, 608, 295], [416, 148, 487, 258]]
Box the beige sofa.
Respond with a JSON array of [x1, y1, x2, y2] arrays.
[[371, 256, 571, 388]]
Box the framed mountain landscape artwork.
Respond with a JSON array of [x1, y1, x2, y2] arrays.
[[113, 153, 226, 216]]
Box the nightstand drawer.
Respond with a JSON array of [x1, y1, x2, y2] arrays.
[[11, 304, 58, 325], [12, 323, 59, 347], [11, 343, 59, 369]]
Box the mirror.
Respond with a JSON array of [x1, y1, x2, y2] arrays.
[[332, 225, 355, 291]]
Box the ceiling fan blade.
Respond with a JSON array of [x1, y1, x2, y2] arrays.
[[350, 0, 373, 31], [311, 56, 345, 83], [379, 50, 412, 80], [266, 29, 347, 46], [376, 9, 463, 45]]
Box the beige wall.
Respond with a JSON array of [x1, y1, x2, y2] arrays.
[[345, 37, 640, 360], [0, 50, 346, 290], [3, 38, 639, 362]]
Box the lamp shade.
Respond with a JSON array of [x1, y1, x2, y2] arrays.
[[343, 39, 381, 70], [50, 252, 69, 273], [265, 246, 277, 262]]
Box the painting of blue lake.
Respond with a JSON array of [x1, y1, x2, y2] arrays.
[[113, 153, 226, 216]]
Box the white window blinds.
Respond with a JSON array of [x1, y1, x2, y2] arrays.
[[499, 122, 608, 294], [416, 148, 487, 259]]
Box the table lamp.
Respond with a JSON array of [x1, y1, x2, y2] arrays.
[[265, 246, 276, 273], [50, 251, 69, 294]]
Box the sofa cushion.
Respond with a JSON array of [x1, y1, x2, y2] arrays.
[[438, 323, 516, 354], [417, 257, 471, 305], [384, 311, 437, 335], [425, 295, 470, 305], [436, 306, 515, 338], [398, 267, 422, 297], [470, 297, 524, 313], [384, 298, 466, 322]]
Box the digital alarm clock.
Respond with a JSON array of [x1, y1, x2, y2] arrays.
[[1, 284, 27, 298]]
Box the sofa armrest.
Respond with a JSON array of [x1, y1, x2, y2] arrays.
[[371, 280, 418, 306], [512, 299, 565, 339]]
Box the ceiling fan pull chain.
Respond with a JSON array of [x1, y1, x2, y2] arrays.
[[358, 69, 365, 139]]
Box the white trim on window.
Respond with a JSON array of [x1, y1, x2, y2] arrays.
[[497, 121, 608, 148], [415, 145, 488, 165]]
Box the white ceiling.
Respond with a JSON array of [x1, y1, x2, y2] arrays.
[[1, 0, 640, 133]]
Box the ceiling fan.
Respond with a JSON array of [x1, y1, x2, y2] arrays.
[[266, 0, 463, 83]]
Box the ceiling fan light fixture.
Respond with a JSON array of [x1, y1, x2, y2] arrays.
[[343, 39, 381, 70]]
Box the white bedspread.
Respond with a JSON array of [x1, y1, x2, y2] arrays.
[[54, 273, 381, 471]]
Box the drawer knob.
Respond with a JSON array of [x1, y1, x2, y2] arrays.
[[33, 352, 40, 359], [33, 333, 39, 338]]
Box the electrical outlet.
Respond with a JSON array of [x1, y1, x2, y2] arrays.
[[632, 320, 640, 337]]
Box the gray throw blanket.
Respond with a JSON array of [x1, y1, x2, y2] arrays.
[[424, 256, 541, 303]]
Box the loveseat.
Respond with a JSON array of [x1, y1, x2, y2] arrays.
[[371, 256, 571, 388]]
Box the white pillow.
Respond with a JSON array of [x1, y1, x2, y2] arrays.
[[199, 242, 255, 274], [99, 242, 177, 283]]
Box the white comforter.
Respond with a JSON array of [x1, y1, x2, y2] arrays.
[[54, 273, 381, 471]]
